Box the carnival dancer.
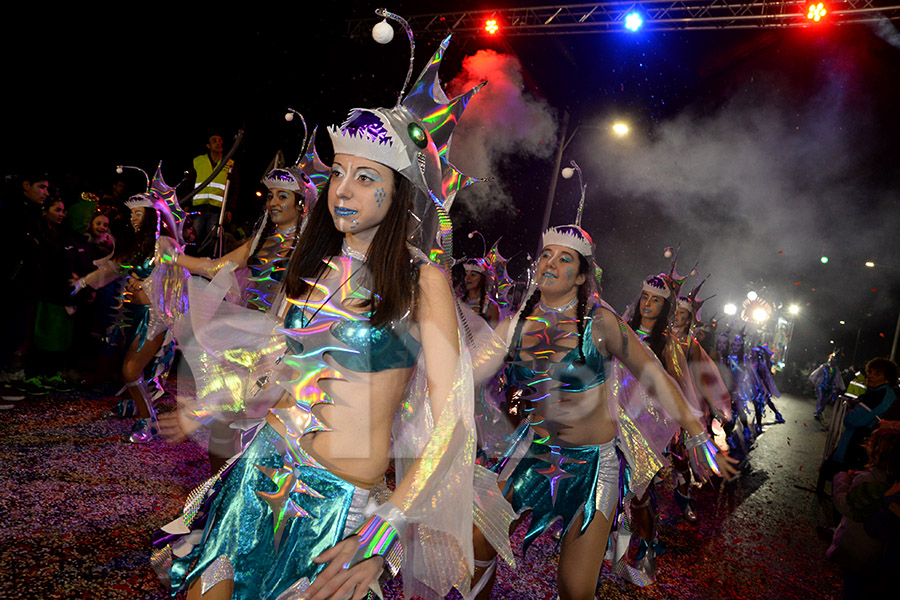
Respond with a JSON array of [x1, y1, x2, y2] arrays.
[[71, 166, 181, 443], [669, 278, 733, 524], [811, 353, 845, 422], [616, 265, 711, 576], [163, 116, 327, 471], [152, 28, 491, 600], [749, 344, 785, 431], [461, 258, 501, 327], [470, 222, 737, 599], [672, 279, 731, 433]]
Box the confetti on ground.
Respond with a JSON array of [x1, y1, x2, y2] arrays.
[[0, 388, 842, 599]]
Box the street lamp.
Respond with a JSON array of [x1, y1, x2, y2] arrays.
[[541, 115, 631, 245]]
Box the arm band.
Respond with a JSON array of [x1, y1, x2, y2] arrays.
[[343, 502, 406, 577], [685, 431, 721, 477]]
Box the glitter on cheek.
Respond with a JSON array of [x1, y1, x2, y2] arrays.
[[350, 219, 359, 229], [374, 187, 386, 208], [565, 267, 573, 281]]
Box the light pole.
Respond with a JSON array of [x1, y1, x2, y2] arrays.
[[539, 113, 629, 253], [783, 304, 800, 367]]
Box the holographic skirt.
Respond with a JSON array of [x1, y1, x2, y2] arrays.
[[502, 437, 619, 554], [153, 424, 369, 600]]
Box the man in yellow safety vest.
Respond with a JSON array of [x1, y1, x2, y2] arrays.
[[189, 134, 233, 256]]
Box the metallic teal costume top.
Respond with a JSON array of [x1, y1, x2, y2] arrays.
[[498, 304, 619, 553], [284, 304, 420, 373], [153, 254, 422, 599], [508, 306, 607, 393]]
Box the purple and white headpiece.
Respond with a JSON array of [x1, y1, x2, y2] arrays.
[[124, 194, 153, 210], [642, 273, 672, 299], [464, 258, 487, 274], [541, 224, 594, 259], [328, 21, 485, 259]]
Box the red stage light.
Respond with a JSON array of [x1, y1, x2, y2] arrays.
[[485, 19, 499, 34], [807, 3, 827, 22]]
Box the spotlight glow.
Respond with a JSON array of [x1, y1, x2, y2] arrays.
[[485, 19, 499, 35], [724, 303, 737, 316], [807, 3, 827, 22], [624, 12, 643, 32], [821, 256, 829, 264], [747, 291, 758, 301], [612, 122, 630, 137], [865, 261, 875, 268], [789, 305, 800, 315], [752, 308, 769, 322]]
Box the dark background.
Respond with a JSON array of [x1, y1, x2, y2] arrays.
[[4, 2, 899, 369]]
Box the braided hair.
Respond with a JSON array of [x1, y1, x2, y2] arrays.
[[507, 254, 592, 363]]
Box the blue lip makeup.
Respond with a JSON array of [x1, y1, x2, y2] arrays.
[[334, 207, 357, 216]]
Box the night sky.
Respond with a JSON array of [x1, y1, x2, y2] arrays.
[[4, 2, 899, 367]]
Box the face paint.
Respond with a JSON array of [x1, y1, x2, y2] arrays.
[[328, 154, 394, 238], [374, 187, 387, 208], [536, 245, 585, 294], [639, 291, 665, 320]]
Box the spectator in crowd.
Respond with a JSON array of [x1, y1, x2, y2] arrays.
[[827, 420, 900, 598], [22, 197, 92, 391], [817, 358, 898, 494], [0, 171, 51, 381]]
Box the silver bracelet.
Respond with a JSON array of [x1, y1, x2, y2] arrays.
[[684, 431, 711, 451]]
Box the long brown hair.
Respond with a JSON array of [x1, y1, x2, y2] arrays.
[[284, 170, 415, 327]]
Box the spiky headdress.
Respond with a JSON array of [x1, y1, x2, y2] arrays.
[[676, 275, 716, 320], [263, 111, 330, 209], [329, 30, 485, 262], [120, 163, 185, 246]]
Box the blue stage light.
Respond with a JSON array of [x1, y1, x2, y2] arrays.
[[624, 12, 643, 32]]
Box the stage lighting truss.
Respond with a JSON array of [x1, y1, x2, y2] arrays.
[[348, 1, 900, 38]]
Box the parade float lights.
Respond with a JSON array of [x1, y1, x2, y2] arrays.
[[747, 290, 758, 301], [865, 261, 875, 268], [724, 303, 738, 316], [753, 307, 770, 323], [821, 256, 829, 264]]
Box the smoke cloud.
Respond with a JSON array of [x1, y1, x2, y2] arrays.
[[587, 62, 898, 339], [446, 50, 558, 217], [872, 17, 900, 50]]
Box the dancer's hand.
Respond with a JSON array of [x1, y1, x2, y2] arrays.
[[157, 412, 188, 445], [716, 451, 740, 480], [303, 537, 384, 600]]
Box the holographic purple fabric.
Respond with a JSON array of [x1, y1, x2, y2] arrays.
[[342, 111, 394, 146]]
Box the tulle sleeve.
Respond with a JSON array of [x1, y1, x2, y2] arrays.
[[690, 344, 733, 421], [171, 265, 288, 430]]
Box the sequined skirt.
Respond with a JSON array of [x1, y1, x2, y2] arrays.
[[154, 424, 370, 600], [502, 437, 619, 554]]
